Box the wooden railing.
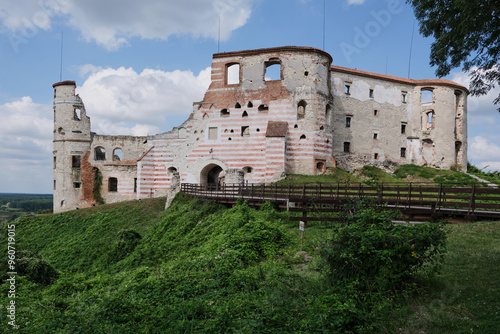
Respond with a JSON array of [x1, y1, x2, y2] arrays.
[[181, 182, 500, 221]]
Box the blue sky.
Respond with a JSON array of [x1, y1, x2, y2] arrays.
[[0, 0, 499, 194]]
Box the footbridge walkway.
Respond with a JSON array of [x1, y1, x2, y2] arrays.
[[181, 182, 500, 222]]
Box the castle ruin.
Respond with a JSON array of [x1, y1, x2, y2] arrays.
[[53, 46, 467, 212]]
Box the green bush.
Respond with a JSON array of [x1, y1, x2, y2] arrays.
[[321, 201, 446, 289], [15, 250, 59, 285]]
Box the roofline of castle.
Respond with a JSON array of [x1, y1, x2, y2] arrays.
[[331, 65, 469, 93], [53, 80, 76, 88], [213, 46, 333, 64]]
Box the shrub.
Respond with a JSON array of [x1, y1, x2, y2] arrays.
[[321, 201, 446, 289], [15, 250, 59, 285]]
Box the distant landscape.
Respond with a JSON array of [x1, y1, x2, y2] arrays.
[[0, 193, 53, 222]]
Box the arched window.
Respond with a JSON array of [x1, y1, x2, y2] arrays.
[[95, 147, 106, 161], [113, 148, 123, 161], [264, 59, 281, 81], [297, 100, 307, 120], [220, 109, 230, 117], [226, 63, 240, 85]]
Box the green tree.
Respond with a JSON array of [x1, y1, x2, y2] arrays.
[[407, 0, 500, 110]]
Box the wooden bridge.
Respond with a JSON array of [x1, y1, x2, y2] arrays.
[[181, 182, 500, 222]]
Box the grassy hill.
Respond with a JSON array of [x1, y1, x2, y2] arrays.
[[1, 192, 499, 333]]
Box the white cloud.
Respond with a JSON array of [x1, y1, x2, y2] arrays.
[[451, 70, 500, 116], [468, 136, 500, 162], [0, 0, 254, 50], [77, 66, 211, 135], [347, 0, 366, 5], [0, 96, 53, 193]]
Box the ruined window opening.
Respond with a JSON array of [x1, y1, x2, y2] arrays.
[[373, 109, 378, 116], [243, 166, 253, 174], [373, 133, 378, 139], [113, 148, 123, 161], [230, 129, 234, 133], [228, 137, 232, 140], [242, 111, 248, 117], [304, 71, 309, 76], [264, 59, 281, 81], [320, 126, 324, 130], [343, 142, 351, 153], [247, 101, 253, 108], [297, 100, 307, 120], [95, 147, 106, 161], [134, 178, 137, 193], [401, 147, 407, 158], [74, 108, 81, 121], [167, 167, 177, 176], [345, 117, 351, 128], [300, 134, 306, 140], [325, 104, 332, 126], [369, 89, 374, 98], [208, 127, 218, 140], [58, 127, 65, 135], [294, 124, 298, 128], [53, 156, 56, 169], [374, 153, 379, 160], [220, 109, 230, 117], [108, 177, 118, 192], [258, 104, 268, 112], [72, 155, 81, 168], [401, 123, 406, 134], [241, 126, 250, 137], [402, 91, 407, 103], [74, 182, 81, 189], [316, 160, 326, 175], [72, 130, 82, 134], [421, 88, 433, 104], [61, 200, 65, 208], [54, 180, 56, 190], [226, 63, 240, 85], [344, 84, 351, 95], [427, 112, 433, 123], [256, 128, 260, 132], [235, 102, 241, 109]]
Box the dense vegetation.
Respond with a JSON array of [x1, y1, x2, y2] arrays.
[[0, 194, 452, 333], [467, 163, 500, 186], [0, 194, 53, 222]]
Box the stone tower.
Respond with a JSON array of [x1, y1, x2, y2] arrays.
[[53, 81, 92, 212]]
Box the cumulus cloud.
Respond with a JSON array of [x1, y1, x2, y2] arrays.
[[0, 96, 53, 193], [0, 0, 254, 50], [77, 66, 211, 135], [451, 70, 500, 116], [468, 136, 500, 162]]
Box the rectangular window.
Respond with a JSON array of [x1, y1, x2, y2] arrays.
[[134, 178, 137, 193], [373, 133, 378, 139], [54, 180, 56, 190], [345, 117, 351, 128], [53, 156, 56, 169], [344, 84, 351, 95], [343, 142, 350, 153], [72, 155, 81, 168], [374, 153, 379, 160], [208, 127, 218, 140], [402, 91, 407, 103], [369, 89, 374, 98], [401, 147, 407, 158], [401, 123, 406, 134], [374, 109, 378, 116], [74, 182, 81, 189], [109, 177, 118, 192]]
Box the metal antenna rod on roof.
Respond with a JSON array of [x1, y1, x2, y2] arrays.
[[322, 0, 326, 50], [59, 29, 64, 82], [407, 19, 416, 78]]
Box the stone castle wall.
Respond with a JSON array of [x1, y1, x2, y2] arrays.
[[52, 47, 468, 213]]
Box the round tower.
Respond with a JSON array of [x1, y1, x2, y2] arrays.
[[53, 81, 91, 212]]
